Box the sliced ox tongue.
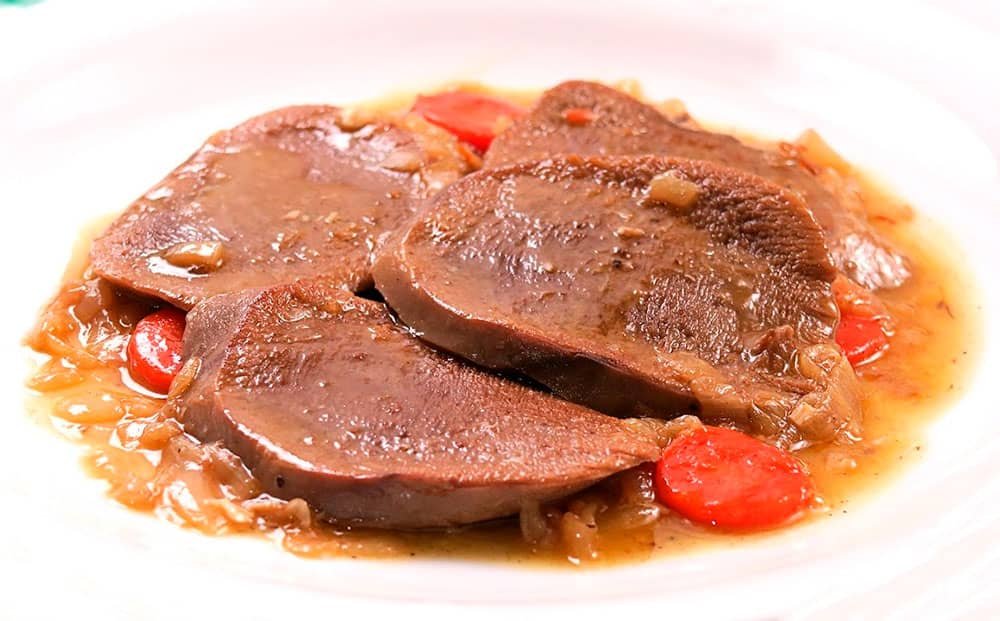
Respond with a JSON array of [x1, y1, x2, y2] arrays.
[[373, 155, 862, 447], [485, 80, 909, 290], [91, 105, 439, 310], [172, 281, 660, 529]]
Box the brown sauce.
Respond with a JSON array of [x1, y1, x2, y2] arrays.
[[23, 85, 981, 567]]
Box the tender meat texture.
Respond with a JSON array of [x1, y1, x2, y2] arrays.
[[373, 156, 862, 446], [172, 281, 660, 529], [91, 105, 433, 310], [485, 81, 909, 290]]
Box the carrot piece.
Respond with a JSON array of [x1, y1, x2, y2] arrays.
[[836, 314, 889, 367], [831, 275, 891, 367], [654, 427, 814, 530], [562, 107, 596, 125], [412, 91, 525, 151], [126, 308, 186, 394]]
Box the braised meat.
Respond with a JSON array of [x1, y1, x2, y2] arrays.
[[485, 81, 909, 290], [373, 156, 862, 446], [92, 105, 436, 309], [172, 281, 660, 528]]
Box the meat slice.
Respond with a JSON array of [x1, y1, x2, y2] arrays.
[[485, 81, 909, 290], [172, 281, 660, 529], [91, 105, 437, 310], [373, 156, 862, 446]]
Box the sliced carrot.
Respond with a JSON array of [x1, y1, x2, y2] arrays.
[[412, 91, 525, 151], [831, 275, 891, 367], [562, 107, 596, 125], [654, 426, 814, 530], [126, 308, 186, 394], [836, 314, 889, 367]]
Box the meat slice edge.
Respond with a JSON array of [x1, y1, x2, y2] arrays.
[[171, 281, 660, 529], [485, 80, 910, 290], [373, 156, 862, 447]]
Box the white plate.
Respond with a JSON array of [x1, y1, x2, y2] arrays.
[[1, 1, 998, 619]]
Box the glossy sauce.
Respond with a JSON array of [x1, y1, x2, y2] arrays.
[[24, 85, 980, 566]]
